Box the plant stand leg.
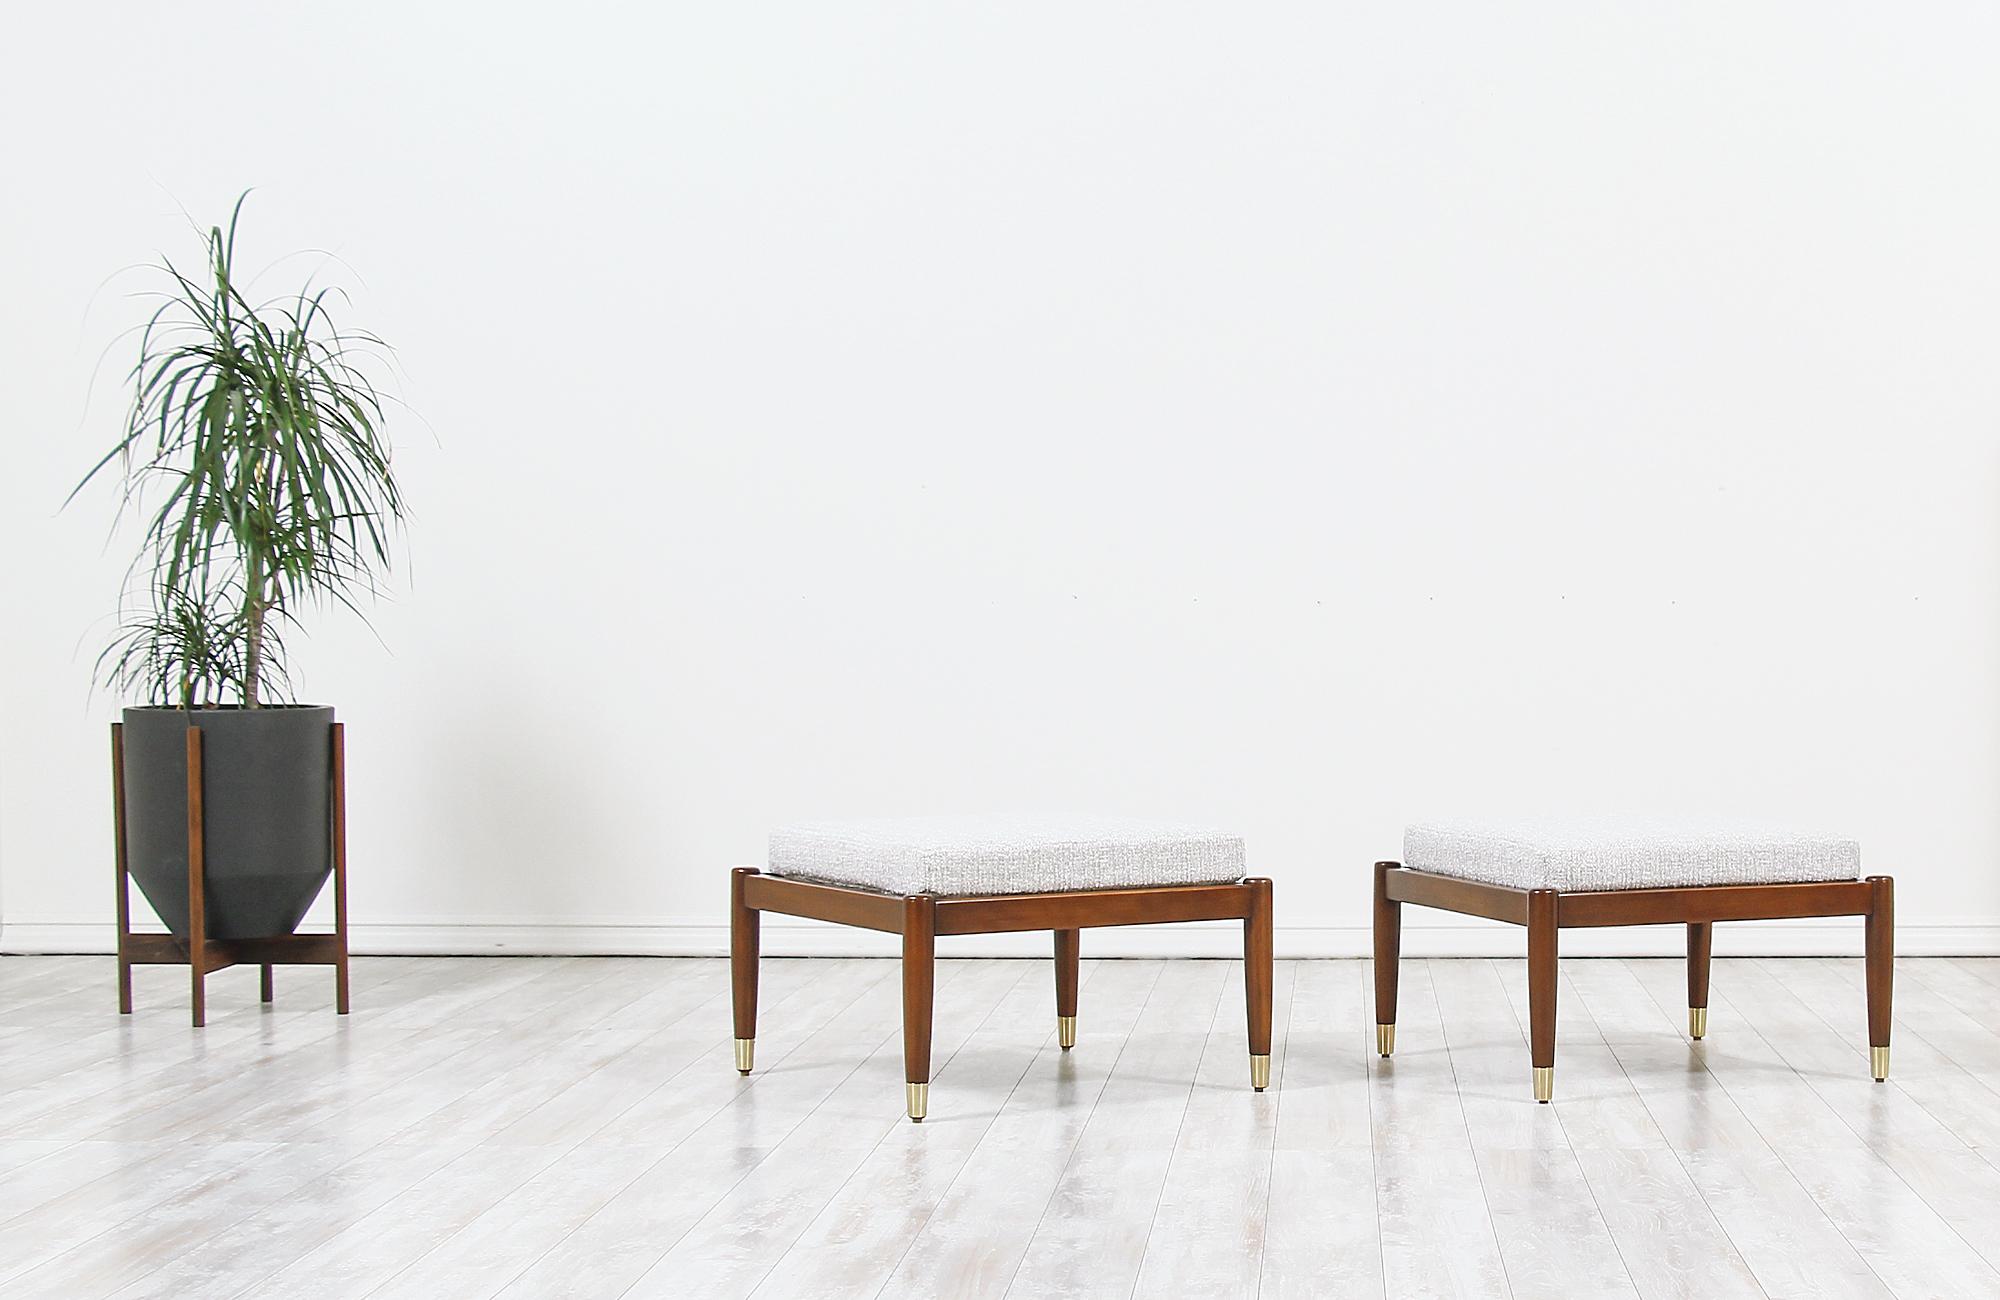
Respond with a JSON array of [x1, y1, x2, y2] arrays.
[[902, 894, 936, 1121], [113, 724, 134, 1015], [186, 726, 208, 1029], [332, 723, 351, 1016], [731, 868, 761, 1073], [260, 965, 274, 1003]]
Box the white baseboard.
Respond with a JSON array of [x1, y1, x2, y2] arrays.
[[4, 916, 1997, 958]]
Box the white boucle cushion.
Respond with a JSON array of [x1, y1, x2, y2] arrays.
[[768, 815, 1246, 897], [1404, 817, 1861, 892]]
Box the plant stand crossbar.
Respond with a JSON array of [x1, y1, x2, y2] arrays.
[[113, 721, 352, 1027]]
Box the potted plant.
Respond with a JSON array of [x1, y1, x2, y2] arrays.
[[76, 196, 404, 944]]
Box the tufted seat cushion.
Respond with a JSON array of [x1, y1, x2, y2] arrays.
[[1404, 817, 1862, 892], [769, 815, 1246, 897]]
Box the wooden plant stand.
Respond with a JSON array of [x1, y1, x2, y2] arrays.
[[730, 868, 1275, 1120], [112, 721, 352, 1027], [1373, 860, 1893, 1101]]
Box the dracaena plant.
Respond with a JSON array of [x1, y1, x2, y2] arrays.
[[76, 196, 404, 709]]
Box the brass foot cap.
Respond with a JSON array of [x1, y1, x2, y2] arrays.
[[1688, 1007, 1708, 1040], [1533, 1066, 1554, 1103], [1376, 1024, 1396, 1057], [1250, 1054, 1271, 1091], [1871, 1045, 1889, 1082], [733, 1038, 754, 1074], [906, 1082, 929, 1121], [1058, 1015, 1077, 1050]]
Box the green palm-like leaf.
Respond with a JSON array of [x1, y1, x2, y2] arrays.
[[76, 195, 405, 709]]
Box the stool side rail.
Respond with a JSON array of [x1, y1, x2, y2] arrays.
[[738, 870, 1261, 935]]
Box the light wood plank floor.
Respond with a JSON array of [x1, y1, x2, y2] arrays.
[[3, 955, 1998, 1299]]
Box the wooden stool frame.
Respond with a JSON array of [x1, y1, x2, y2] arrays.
[[1372, 861, 1894, 1101], [731, 868, 1275, 1120], [112, 721, 352, 1027]]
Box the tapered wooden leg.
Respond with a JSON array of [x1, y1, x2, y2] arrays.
[[332, 722, 351, 1016], [1054, 928, 1079, 1049], [1527, 889, 1558, 1101], [1686, 921, 1712, 1039], [731, 867, 761, 1074], [1866, 875, 1893, 1080], [186, 726, 208, 1029], [1245, 877, 1274, 1090], [260, 965, 275, 1003], [112, 724, 133, 1015], [1373, 861, 1401, 1057], [903, 894, 937, 1120]]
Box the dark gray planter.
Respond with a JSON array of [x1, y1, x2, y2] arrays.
[[121, 705, 336, 942]]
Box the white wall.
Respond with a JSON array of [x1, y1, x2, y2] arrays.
[[4, 3, 1998, 959]]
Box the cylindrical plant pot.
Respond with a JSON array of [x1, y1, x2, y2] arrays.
[[121, 705, 337, 942]]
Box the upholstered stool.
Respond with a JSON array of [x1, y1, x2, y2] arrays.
[[731, 815, 1274, 1120], [1373, 817, 1892, 1102]]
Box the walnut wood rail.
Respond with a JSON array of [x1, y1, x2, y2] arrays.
[[1374, 861, 1893, 1103], [732, 868, 1276, 1120], [113, 721, 352, 1027]]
